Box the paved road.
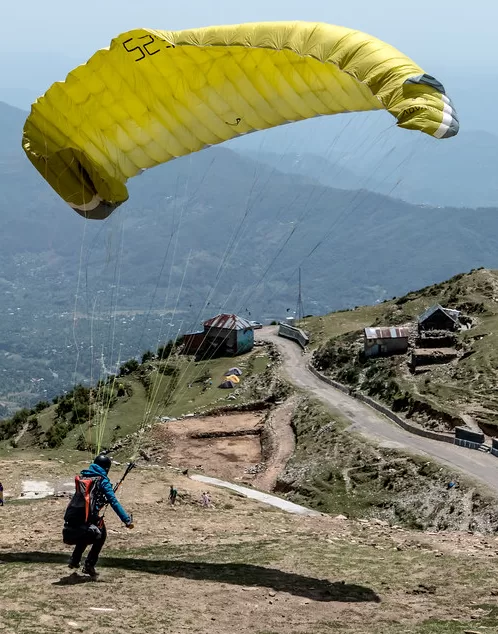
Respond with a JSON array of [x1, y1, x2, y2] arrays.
[[191, 474, 321, 516], [257, 327, 498, 494]]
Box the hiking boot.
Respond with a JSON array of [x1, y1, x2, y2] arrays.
[[68, 557, 80, 570], [82, 562, 99, 579]]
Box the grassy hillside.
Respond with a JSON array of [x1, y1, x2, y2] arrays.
[[0, 345, 277, 460], [306, 268, 498, 435], [279, 397, 498, 533], [2, 327, 498, 634], [3, 328, 497, 536]]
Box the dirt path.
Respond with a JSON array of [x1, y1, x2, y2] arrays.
[[253, 396, 298, 492], [13, 420, 30, 445], [257, 327, 498, 495]]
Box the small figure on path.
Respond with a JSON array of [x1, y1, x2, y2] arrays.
[[168, 485, 178, 505], [0, 481, 3, 506], [200, 491, 211, 508]]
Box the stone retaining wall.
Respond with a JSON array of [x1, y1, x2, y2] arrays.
[[307, 364, 454, 444], [278, 323, 309, 349]]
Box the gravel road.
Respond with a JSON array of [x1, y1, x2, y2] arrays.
[[257, 327, 498, 494]]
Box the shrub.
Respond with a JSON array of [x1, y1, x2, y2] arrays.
[[157, 340, 174, 360], [34, 400, 50, 413], [46, 421, 69, 448], [76, 431, 95, 452], [0, 408, 31, 440], [141, 350, 154, 363], [119, 359, 139, 375]]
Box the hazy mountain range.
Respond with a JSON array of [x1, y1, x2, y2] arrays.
[[238, 127, 498, 209], [0, 99, 497, 409]]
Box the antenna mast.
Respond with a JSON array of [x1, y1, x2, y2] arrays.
[[295, 267, 305, 321]]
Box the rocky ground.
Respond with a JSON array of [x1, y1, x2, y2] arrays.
[[2, 459, 498, 634]]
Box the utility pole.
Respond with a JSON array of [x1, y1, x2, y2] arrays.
[[295, 267, 305, 321]]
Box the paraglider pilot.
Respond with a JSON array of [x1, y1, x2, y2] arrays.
[[63, 454, 133, 578]]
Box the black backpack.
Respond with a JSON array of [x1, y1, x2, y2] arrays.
[[64, 474, 103, 527]]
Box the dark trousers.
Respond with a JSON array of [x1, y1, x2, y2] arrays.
[[70, 522, 107, 566]]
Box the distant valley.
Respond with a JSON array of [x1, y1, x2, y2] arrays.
[[0, 100, 497, 410]]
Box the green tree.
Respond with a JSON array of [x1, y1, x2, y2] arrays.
[[141, 350, 154, 363], [119, 359, 139, 375]]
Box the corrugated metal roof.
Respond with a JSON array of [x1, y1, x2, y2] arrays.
[[418, 304, 460, 324], [203, 313, 253, 330], [364, 327, 410, 340], [444, 308, 460, 320]]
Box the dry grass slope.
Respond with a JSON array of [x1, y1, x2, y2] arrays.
[[277, 396, 498, 533], [2, 461, 498, 634], [306, 268, 498, 435]]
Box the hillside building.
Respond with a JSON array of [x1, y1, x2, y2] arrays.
[[418, 304, 460, 332], [363, 327, 410, 358], [183, 313, 254, 358]]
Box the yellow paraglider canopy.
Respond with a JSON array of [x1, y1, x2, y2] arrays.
[[22, 21, 458, 219]]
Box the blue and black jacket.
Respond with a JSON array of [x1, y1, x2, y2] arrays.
[[80, 463, 131, 525]]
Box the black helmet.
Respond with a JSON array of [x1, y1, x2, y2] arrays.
[[94, 454, 112, 473]]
